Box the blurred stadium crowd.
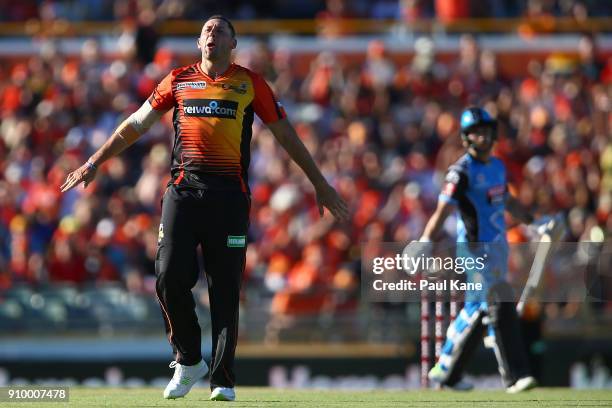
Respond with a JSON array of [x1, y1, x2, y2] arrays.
[[0, 5, 610, 336], [0, 0, 610, 22]]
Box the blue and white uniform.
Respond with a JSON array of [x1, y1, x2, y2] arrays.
[[440, 153, 509, 299], [430, 107, 531, 388], [438, 153, 529, 386]]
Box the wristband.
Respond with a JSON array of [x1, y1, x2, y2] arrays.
[[86, 161, 97, 171]]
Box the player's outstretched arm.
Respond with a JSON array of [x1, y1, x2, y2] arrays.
[[60, 101, 164, 193], [505, 194, 534, 225], [402, 199, 454, 270], [267, 118, 349, 221], [421, 199, 455, 242]]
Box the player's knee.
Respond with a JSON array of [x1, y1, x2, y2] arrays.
[[486, 282, 519, 326], [155, 266, 171, 295], [487, 281, 515, 304], [155, 245, 179, 280], [155, 252, 175, 291]]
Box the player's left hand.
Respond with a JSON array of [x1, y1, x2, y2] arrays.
[[402, 238, 433, 274], [315, 182, 349, 221], [60, 162, 97, 192]]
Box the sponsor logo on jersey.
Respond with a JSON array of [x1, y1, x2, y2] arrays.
[[442, 182, 456, 196], [227, 235, 246, 247], [158, 223, 164, 243], [487, 185, 506, 204], [442, 169, 460, 196], [477, 173, 486, 185], [445, 169, 461, 184], [217, 82, 248, 94], [176, 81, 207, 90], [183, 99, 238, 118]]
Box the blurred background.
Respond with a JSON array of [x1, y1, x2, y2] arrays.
[[0, 0, 610, 389]]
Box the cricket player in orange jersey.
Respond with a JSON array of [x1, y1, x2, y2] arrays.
[[61, 15, 349, 401]]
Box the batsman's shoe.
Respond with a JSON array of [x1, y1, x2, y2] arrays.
[[443, 379, 474, 391], [163, 360, 208, 399], [428, 364, 474, 391], [427, 363, 448, 384], [210, 387, 236, 401], [506, 376, 537, 394]]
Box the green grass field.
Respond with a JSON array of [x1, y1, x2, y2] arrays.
[[4, 387, 612, 407]]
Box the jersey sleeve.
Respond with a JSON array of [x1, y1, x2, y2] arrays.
[[249, 72, 286, 124], [147, 71, 175, 112], [439, 166, 468, 205]]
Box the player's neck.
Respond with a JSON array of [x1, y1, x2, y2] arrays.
[[200, 59, 232, 80], [468, 150, 491, 163]]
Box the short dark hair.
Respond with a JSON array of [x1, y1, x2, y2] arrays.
[[204, 15, 236, 38]]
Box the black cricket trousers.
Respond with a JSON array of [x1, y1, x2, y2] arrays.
[[155, 183, 249, 389]]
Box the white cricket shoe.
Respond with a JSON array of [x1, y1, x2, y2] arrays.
[[163, 360, 208, 399], [210, 387, 236, 401], [506, 376, 537, 394]]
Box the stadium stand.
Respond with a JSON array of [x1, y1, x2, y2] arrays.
[[0, 1, 610, 345]]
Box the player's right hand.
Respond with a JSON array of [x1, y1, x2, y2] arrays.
[[60, 162, 97, 192], [315, 182, 349, 221], [530, 212, 566, 241], [531, 215, 553, 235]]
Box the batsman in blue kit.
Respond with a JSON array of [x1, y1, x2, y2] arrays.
[[409, 107, 538, 393]]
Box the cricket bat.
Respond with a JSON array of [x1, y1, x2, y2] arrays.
[[516, 214, 566, 316]]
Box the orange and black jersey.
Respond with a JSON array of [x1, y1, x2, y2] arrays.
[[148, 62, 286, 192]]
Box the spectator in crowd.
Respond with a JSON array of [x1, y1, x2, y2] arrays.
[[1, 1, 610, 23], [315, 0, 357, 38]]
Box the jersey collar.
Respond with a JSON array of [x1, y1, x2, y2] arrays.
[[196, 62, 236, 82], [467, 151, 491, 164]]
